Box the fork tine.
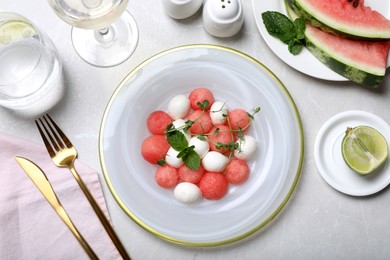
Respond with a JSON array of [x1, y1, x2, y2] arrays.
[[35, 119, 56, 158], [42, 115, 66, 150], [39, 117, 62, 151], [45, 114, 73, 149]]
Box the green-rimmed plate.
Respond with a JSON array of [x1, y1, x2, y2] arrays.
[[99, 45, 304, 247]]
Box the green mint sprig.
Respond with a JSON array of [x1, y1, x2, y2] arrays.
[[177, 146, 201, 170], [261, 11, 306, 55], [197, 100, 210, 111], [165, 124, 201, 170], [164, 105, 261, 169]]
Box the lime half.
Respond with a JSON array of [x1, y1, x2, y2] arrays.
[[342, 125, 388, 175], [0, 20, 37, 45]]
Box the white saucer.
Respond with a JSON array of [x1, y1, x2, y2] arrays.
[[314, 110, 390, 196]]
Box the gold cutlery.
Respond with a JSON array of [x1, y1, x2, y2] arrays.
[[35, 114, 131, 260], [15, 156, 98, 260]]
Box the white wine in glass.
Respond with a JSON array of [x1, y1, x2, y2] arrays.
[[48, 0, 138, 67]]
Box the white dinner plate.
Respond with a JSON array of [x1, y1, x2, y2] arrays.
[[252, 0, 390, 81], [99, 45, 304, 246], [314, 110, 390, 196]]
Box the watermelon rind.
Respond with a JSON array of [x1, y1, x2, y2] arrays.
[[285, 3, 387, 87], [285, 0, 390, 40], [304, 38, 385, 87]]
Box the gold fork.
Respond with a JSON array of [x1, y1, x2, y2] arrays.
[[35, 114, 131, 260]]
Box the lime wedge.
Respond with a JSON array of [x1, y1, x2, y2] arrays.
[[342, 125, 388, 174], [0, 20, 37, 45]]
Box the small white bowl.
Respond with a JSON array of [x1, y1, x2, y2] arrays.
[[202, 0, 244, 37], [161, 0, 203, 19]]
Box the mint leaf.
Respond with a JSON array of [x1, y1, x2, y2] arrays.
[[183, 120, 194, 132], [174, 145, 200, 170], [197, 100, 210, 111], [197, 135, 207, 141], [288, 39, 303, 55], [294, 18, 306, 40], [262, 11, 296, 44], [176, 146, 192, 158], [157, 159, 166, 166], [183, 150, 201, 170], [167, 130, 188, 151], [261, 11, 306, 55]]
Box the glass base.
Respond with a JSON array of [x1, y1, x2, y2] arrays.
[[71, 11, 138, 67]]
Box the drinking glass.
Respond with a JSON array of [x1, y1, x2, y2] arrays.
[[0, 12, 64, 118], [47, 0, 138, 67]]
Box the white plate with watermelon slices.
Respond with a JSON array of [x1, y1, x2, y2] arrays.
[[252, 0, 390, 81]]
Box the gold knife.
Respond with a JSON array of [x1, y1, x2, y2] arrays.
[[15, 156, 98, 260]]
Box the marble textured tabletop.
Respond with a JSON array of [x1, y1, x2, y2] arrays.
[[1, 0, 390, 259]]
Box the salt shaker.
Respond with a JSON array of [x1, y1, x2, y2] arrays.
[[202, 0, 244, 38], [161, 0, 203, 19]]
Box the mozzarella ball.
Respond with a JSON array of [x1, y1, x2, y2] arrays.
[[174, 182, 202, 203], [210, 101, 228, 125], [167, 95, 190, 120], [172, 118, 186, 128], [188, 136, 209, 158], [172, 119, 191, 141], [234, 135, 257, 160], [165, 147, 183, 168], [202, 151, 229, 172]]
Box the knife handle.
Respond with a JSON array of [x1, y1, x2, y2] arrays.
[[55, 205, 99, 260]]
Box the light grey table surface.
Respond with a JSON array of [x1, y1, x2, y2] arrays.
[[1, 1, 390, 259]]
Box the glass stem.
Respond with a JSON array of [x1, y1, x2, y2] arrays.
[[82, 0, 103, 9], [94, 27, 115, 45]]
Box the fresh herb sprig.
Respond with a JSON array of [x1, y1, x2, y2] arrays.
[[165, 124, 201, 170], [197, 100, 209, 111], [261, 11, 306, 55], [164, 102, 261, 169]]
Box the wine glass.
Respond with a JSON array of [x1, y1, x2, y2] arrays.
[[47, 0, 138, 67]]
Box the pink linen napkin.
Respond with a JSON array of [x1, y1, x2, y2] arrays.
[[0, 132, 120, 259]]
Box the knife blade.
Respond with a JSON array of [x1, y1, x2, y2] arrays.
[[15, 156, 98, 260], [15, 156, 60, 209]]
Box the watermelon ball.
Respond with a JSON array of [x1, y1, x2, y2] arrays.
[[188, 88, 214, 110], [199, 172, 228, 200], [188, 136, 209, 159], [178, 164, 205, 183], [202, 151, 229, 172], [147, 110, 172, 135], [208, 125, 233, 154], [174, 182, 202, 204], [141, 135, 170, 164], [155, 164, 179, 189], [167, 94, 190, 120], [234, 135, 258, 161], [224, 159, 250, 185], [228, 109, 251, 132], [210, 101, 229, 125], [187, 110, 213, 134]]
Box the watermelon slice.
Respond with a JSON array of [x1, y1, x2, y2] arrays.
[[286, 4, 390, 87], [285, 0, 390, 40]]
